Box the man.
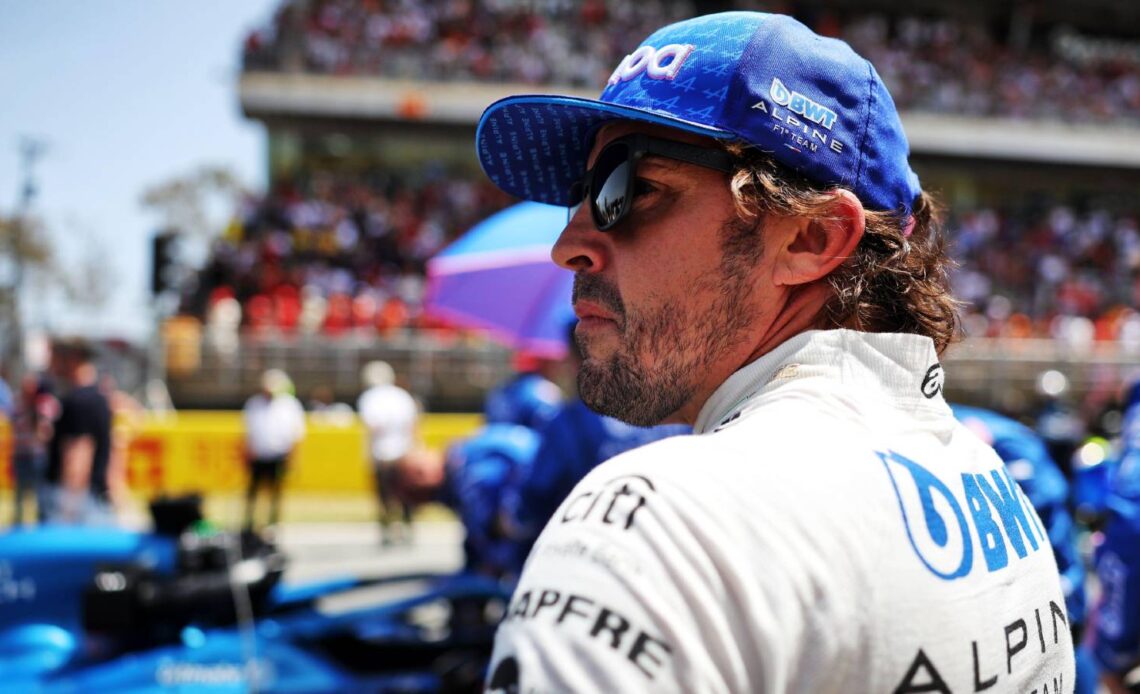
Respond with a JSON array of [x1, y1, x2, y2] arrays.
[[475, 11, 1075, 692], [1091, 378, 1140, 693], [42, 339, 114, 525], [356, 360, 419, 545], [242, 368, 305, 531], [11, 373, 58, 525]]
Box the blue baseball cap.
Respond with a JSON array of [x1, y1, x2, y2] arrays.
[[476, 11, 921, 218]]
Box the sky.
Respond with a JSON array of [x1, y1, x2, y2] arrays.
[[0, 0, 281, 342]]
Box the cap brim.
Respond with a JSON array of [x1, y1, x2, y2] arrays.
[[475, 94, 735, 207]]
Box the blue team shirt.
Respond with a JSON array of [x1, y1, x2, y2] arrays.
[[952, 404, 1086, 626], [442, 423, 542, 576], [1092, 388, 1140, 673], [506, 399, 690, 564], [482, 373, 562, 430]]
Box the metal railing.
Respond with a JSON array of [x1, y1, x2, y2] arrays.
[[162, 330, 1140, 414], [164, 328, 515, 411]]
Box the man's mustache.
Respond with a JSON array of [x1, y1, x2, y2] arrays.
[[572, 273, 625, 326]]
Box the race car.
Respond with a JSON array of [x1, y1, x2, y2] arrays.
[[0, 496, 509, 693]]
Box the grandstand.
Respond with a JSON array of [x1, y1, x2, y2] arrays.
[[160, 0, 1140, 421]]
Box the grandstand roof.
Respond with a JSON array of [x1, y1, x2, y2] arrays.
[[240, 73, 1140, 170]]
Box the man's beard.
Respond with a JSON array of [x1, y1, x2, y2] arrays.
[[572, 219, 761, 426]]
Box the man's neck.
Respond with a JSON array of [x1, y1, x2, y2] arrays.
[[666, 282, 831, 426]]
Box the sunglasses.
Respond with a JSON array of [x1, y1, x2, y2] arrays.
[[567, 133, 736, 231]]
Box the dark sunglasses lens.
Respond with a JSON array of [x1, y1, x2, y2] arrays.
[[592, 144, 631, 230]]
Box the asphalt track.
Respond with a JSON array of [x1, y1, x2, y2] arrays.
[[273, 520, 466, 614], [277, 520, 465, 583]]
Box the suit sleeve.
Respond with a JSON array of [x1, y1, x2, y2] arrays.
[[490, 480, 698, 692], [487, 450, 754, 694], [486, 432, 870, 694]]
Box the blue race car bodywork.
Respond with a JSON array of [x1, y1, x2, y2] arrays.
[[0, 521, 509, 692]]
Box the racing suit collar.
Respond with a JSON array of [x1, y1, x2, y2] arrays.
[[693, 329, 947, 434]]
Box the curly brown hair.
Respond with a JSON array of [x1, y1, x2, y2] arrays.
[[719, 143, 962, 354]]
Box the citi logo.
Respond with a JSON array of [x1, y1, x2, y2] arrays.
[[607, 44, 695, 86], [768, 77, 838, 130]]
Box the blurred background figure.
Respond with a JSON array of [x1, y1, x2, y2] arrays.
[[1089, 378, 1140, 693], [501, 325, 690, 572], [952, 403, 1097, 693], [396, 423, 540, 580], [242, 368, 305, 531], [100, 374, 143, 519], [0, 368, 15, 524], [306, 384, 356, 427], [482, 351, 563, 432], [391, 365, 558, 579], [1034, 370, 1088, 481], [0, 367, 12, 425], [41, 338, 115, 526], [10, 373, 58, 526], [356, 360, 419, 545]]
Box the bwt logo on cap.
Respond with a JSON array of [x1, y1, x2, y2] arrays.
[[769, 78, 838, 130], [607, 44, 695, 86]]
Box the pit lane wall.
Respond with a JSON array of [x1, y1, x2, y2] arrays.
[[0, 412, 483, 494]]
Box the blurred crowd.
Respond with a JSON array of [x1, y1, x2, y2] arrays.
[[242, 0, 692, 88], [242, 0, 1140, 125], [183, 174, 512, 337], [842, 14, 1140, 125], [184, 172, 1140, 344], [952, 203, 1140, 345]]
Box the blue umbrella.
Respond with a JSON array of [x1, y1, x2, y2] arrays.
[[425, 202, 574, 359]]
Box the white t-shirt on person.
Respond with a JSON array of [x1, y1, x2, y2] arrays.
[[356, 384, 418, 464], [487, 329, 1075, 694], [242, 393, 305, 460]]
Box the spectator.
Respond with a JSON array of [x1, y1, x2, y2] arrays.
[[184, 175, 512, 338], [356, 360, 420, 545], [10, 374, 59, 526], [41, 338, 115, 526], [241, 2, 1140, 125], [242, 368, 306, 531], [187, 167, 1138, 344]]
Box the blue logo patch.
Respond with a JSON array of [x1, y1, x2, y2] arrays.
[[878, 450, 1047, 580]]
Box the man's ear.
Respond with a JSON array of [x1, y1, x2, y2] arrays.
[[772, 190, 865, 287]]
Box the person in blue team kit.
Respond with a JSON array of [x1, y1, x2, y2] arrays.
[[413, 424, 543, 578], [482, 352, 564, 432], [952, 403, 1097, 693], [394, 369, 560, 579], [502, 325, 690, 568], [1091, 378, 1140, 693]]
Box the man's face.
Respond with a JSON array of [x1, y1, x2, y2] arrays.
[[553, 123, 777, 426]]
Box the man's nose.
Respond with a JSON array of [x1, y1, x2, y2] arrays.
[[552, 207, 609, 272]]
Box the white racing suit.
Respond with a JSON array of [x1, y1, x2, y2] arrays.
[[488, 329, 1075, 693]]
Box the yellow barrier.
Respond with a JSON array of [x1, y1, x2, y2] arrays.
[[0, 412, 483, 494]]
